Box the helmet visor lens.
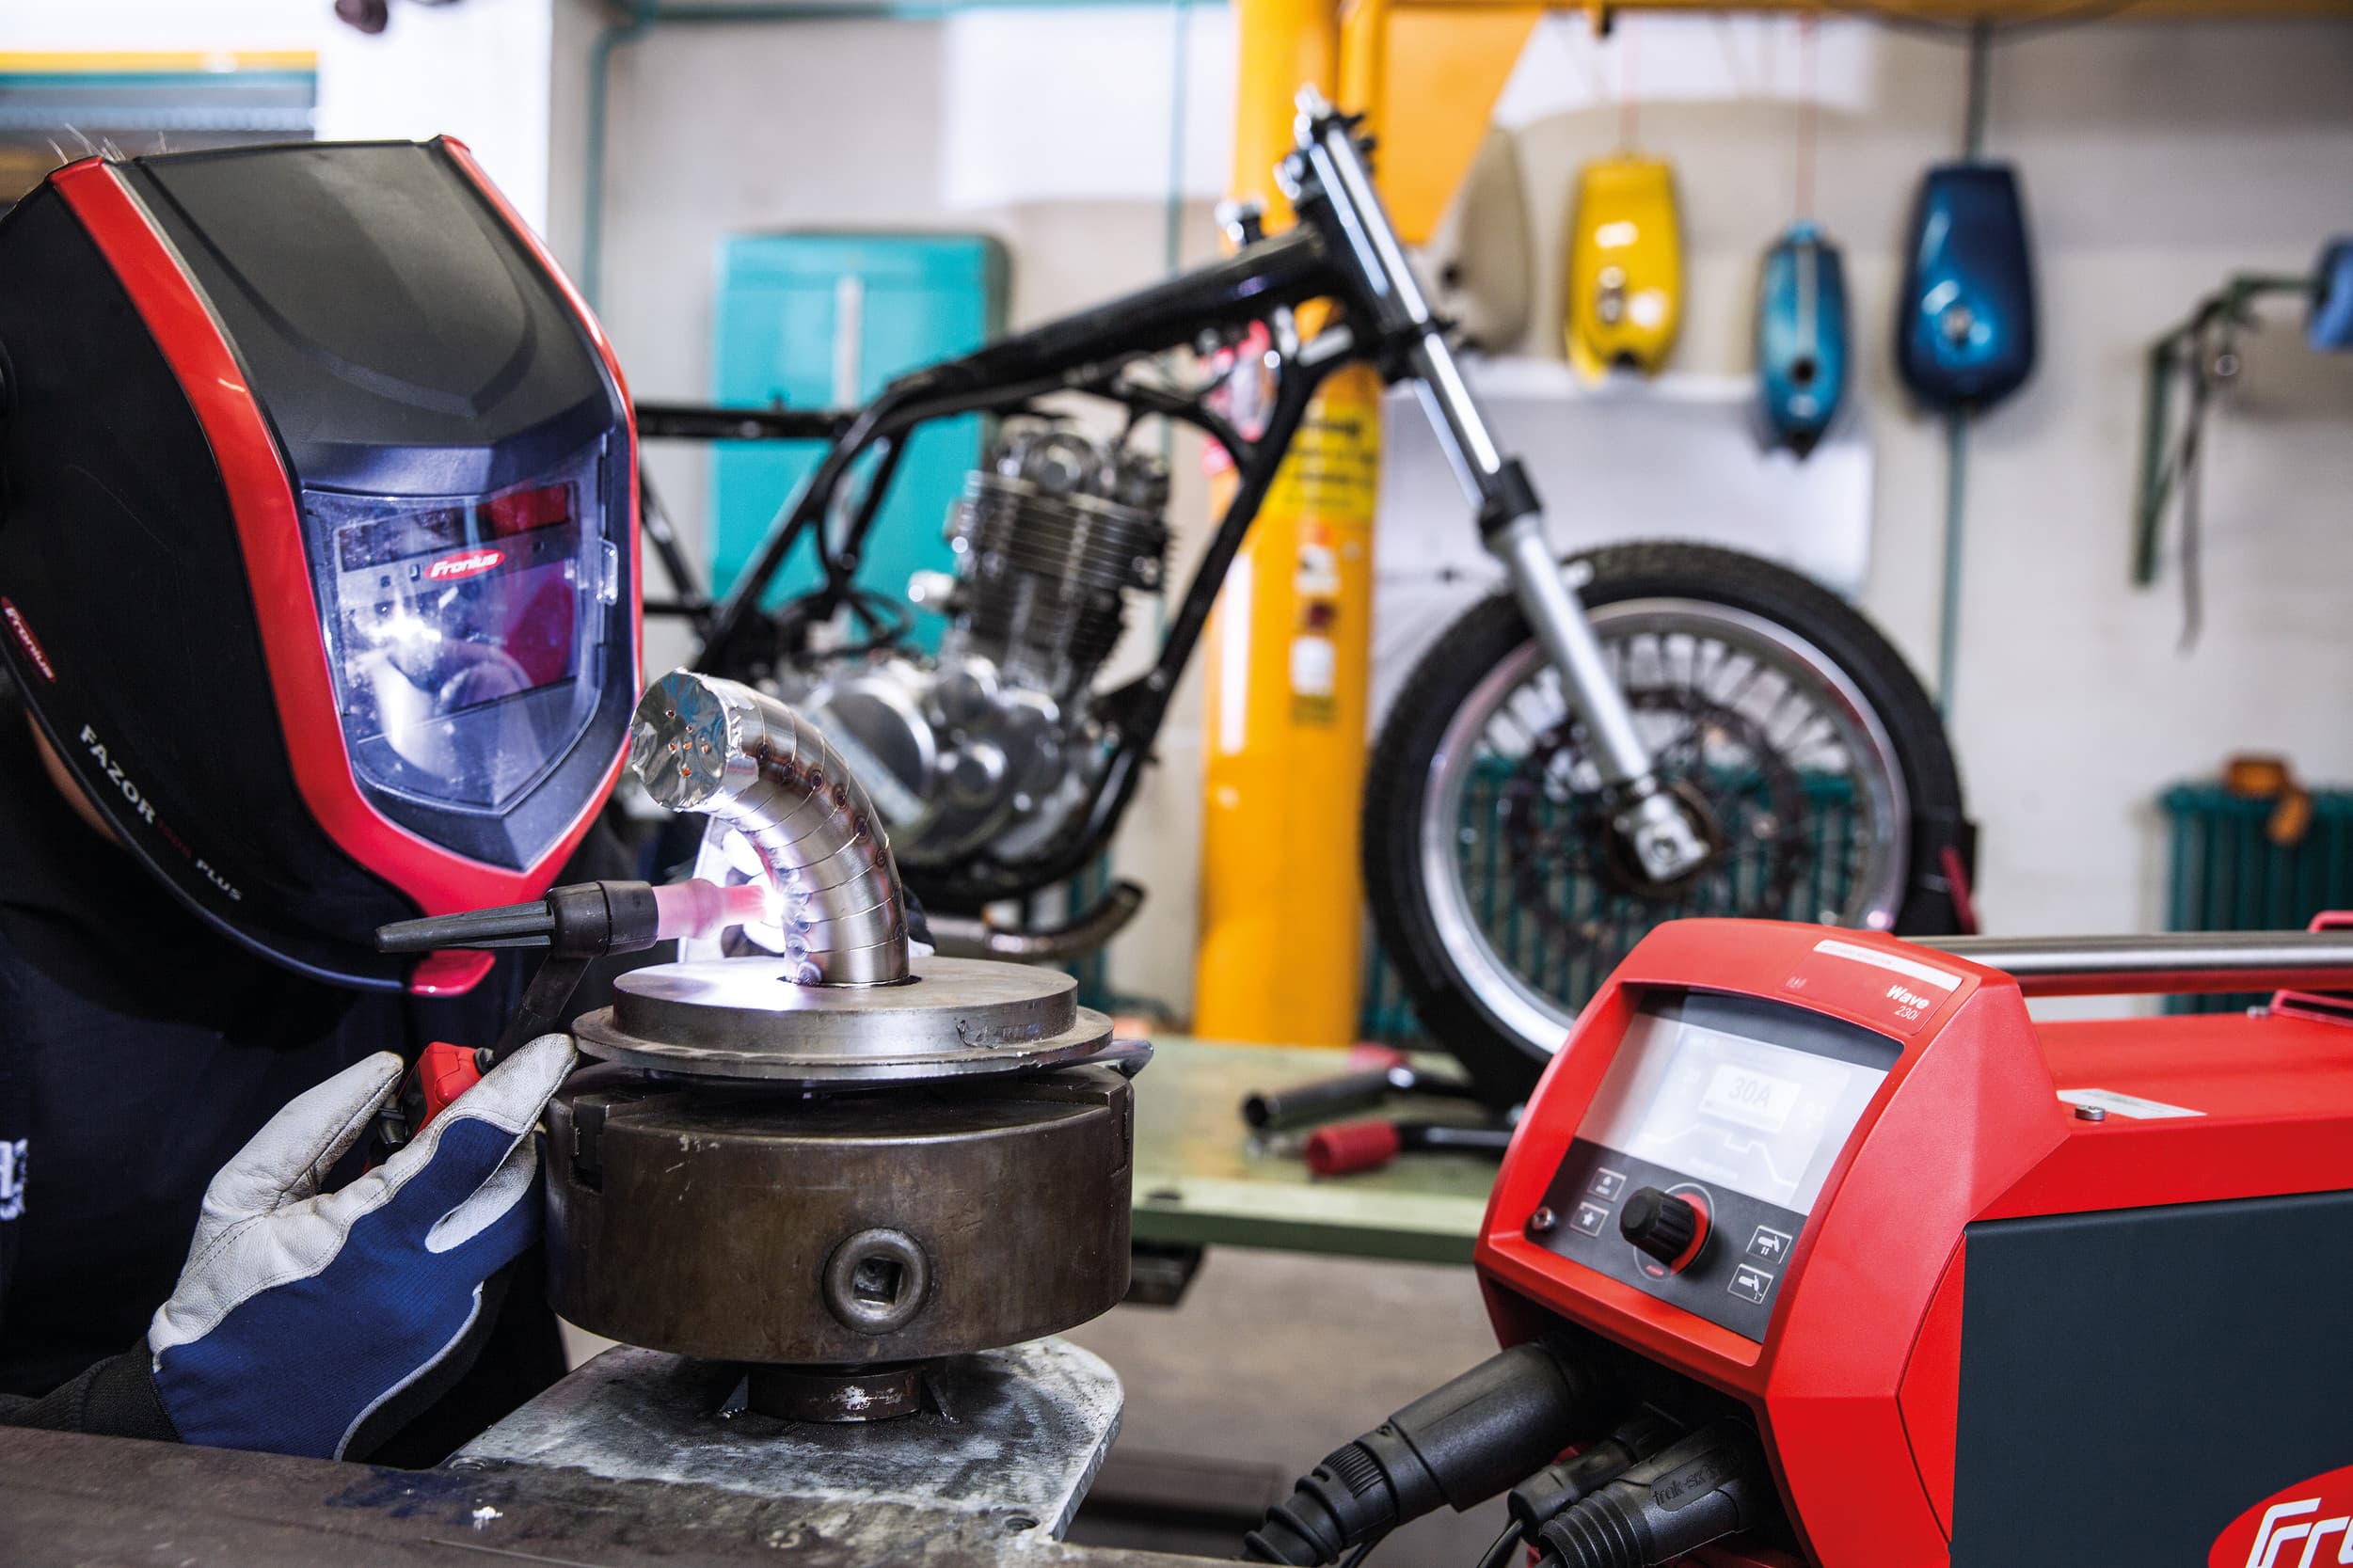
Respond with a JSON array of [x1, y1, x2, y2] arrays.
[[305, 441, 619, 812]]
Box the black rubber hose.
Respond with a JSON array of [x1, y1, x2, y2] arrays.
[[1532, 1421, 1773, 1568], [1506, 1410, 1680, 1534], [1474, 1521, 1526, 1568], [1243, 1343, 1603, 1565]]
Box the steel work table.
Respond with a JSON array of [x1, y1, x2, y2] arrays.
[[1124, 1036, 1501, 1266], [0, 1425, 1193, 1568]]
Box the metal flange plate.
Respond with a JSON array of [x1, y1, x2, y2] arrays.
[[572, 953, 1112, 1083]]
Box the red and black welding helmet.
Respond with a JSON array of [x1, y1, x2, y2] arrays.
[[0, 138, 640, 990]]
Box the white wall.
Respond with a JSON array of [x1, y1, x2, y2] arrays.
[[591, 12, 2353, 1020], [1474, 16, 2353, 1016]]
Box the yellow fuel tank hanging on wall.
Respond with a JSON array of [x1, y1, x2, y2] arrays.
[[1565, 154, 1684, 380]]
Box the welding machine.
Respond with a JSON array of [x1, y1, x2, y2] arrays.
[[1248, 917, 2353, 1568]]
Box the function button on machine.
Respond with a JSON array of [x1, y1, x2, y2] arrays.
[[1621, 1186, 1709, 1273], [1747, 1225, 1793, 1263], [1570, 1199, 1612, 1237], [1728, 1263, 1775, 1305], [1587, 1166, 1628, 1200]]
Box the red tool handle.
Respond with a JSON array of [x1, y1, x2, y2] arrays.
[[1305, 1119, 1406, 1176]]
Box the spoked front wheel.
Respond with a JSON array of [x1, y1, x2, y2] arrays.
[[1363, 543, 1966, 1106]]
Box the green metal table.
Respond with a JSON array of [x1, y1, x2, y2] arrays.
[[1127, 1037, 1501, 1265]]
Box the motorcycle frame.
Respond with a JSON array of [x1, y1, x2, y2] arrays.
[[642, 98, 1693, 912], [644, 227, 1348, 909]]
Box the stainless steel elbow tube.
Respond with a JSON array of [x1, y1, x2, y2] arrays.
[[629, 669, 911, 985]]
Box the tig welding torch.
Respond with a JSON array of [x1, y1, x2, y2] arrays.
[[1302, 1118, 1514, 1176], [1243, 1046, 1482, 1130], [371, 876, 776, 1148]]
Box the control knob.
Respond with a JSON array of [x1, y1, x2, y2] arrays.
[[1619, 1187, 1706, 1271]]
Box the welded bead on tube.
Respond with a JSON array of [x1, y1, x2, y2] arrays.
[[629, 671, 910, 985]]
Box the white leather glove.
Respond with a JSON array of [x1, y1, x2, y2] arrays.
[[146, 1033, 575, 1459]]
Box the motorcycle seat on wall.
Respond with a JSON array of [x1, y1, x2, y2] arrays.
[[1755, 221, 1851, 458], [1423, 128, 1534, 356], [1565, 154, 1683, 381], [1896, 162, 2037, 412]]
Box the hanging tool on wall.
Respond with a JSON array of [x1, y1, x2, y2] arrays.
[[2130, 239, 2353, 645], [1566, 17, 1684, 380], [1755, 19, 1850, 459]]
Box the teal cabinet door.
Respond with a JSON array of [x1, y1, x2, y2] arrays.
[[710, 233, 1007, 649]]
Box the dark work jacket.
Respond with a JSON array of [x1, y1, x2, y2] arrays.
[[0, 680, 596, 1460]]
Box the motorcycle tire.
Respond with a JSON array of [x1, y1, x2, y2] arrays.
[[1363, 541, 1969, 1109]]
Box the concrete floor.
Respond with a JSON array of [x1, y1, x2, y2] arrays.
[[1061, 1248, 1514, 1568]]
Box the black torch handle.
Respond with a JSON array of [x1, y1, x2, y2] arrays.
[[1243, 1069, 1398, 1130]]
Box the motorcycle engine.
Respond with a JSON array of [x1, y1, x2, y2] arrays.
[[787, 423, 1169, 870]]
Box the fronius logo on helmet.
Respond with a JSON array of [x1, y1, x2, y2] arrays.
[[1, 597, 56, 682], [2212, 1466, 2353, 1567], [426, 547, 505, 582]]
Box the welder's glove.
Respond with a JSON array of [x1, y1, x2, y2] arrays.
[[147, 1033, 576, 1460]]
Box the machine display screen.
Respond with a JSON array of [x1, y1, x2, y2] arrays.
[[1540, 991, 1902, 1341], [1580, 996, 1896, 1215]]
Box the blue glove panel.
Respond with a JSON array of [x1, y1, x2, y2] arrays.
[[153, 1117, 537, 1457]]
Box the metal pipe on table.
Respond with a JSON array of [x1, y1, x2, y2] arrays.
[[1918, 931, 2353, 997]]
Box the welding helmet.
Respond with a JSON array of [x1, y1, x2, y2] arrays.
[[0, 138, 639, 990]]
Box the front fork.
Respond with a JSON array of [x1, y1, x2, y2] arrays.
[[1488, 516, 1708, 881], [1284, 92, 1707, 882]]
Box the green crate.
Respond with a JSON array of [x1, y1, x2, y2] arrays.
[[2161, 784, 2353, 1014]]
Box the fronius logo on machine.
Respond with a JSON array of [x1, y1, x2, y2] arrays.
[[1, 597, 56, 681], [426, 547, 505, 581], [2212, 1465, 2353, 1567]]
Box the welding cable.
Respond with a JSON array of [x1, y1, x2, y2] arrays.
[[1473, 1520, 1525, 1568], [1243, 1343, 1605, 1565], [1531, 1421, 1773, 1568], [1507, 1410, 1681, 1536]]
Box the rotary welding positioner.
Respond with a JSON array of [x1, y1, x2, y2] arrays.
[[374, 667, 1146, 1542], [1245, 917, 2353, 1568]]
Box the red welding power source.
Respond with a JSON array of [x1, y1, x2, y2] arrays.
[[1472, 917, 2353, 1568]]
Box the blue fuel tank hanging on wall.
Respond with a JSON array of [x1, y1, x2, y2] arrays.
[[1755, 221, 1850, 457], [1896, 163, 2037, 411]]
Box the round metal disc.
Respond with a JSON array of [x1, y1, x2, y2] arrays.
[[573, 953, 1112, 1083]]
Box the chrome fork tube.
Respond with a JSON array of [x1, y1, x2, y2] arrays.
[[1490, 517, 1653, 786], [1295, 98, 1665, 789]]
